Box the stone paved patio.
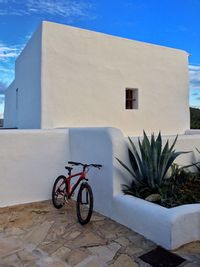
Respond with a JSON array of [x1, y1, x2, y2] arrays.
[[0, 200, 199, 267]]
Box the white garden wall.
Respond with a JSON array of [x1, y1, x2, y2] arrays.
[[68, 128, 200, 249], [0, 127, 199, 249], [0, 129, 69, 207]]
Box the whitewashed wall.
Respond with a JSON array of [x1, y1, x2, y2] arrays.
[[4, 26, 42, 129], [68, 128, 200, 208], [42, 21, 189, 135], [4, 21, 189, 135], [4, 81, 17, 128], [1, 127, 199, 210], [0, 127, 199, 249], [68, 128, 200, 249], [0, 129, 69, 207]]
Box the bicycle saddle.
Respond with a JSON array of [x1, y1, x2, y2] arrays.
[[65, 166, 73, 171]]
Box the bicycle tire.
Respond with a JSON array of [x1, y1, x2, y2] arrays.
[[52, 175, 68, 209], [76, 182, 93, 225]]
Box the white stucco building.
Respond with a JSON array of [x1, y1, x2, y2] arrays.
[[4, 21, 189, 135]]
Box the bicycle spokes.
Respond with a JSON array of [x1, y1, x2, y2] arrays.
[[52, 176, 67, 209], [56, 188, 65, 196]]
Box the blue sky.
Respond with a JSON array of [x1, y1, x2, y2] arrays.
[[0, 0, 200, 116]]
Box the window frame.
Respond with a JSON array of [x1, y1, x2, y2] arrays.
[[125, 88, 138, 110]]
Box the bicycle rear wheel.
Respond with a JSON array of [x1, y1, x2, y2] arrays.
[[76, 182, 93, 225], [52, 175, 68, 209]]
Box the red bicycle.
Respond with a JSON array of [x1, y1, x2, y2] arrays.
[[52, 161, 102, 225]]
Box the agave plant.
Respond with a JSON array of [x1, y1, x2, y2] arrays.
[[117, 131, 188, 196]]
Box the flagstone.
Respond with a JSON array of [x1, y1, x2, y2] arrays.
[[51, 246, 71, 261], [23, 262, 38, 267], [68, 231, 81, 240], [115, 237, 130, 247], [46, 224, 67, 242], [68, 231, 106, 248], [91, 214, 106, 222], [109, 254, 138, 267], [0, 200, 199, 266], [4, 227, 25, 237], [125, 244, 144, 257], [1, 253, 23, 266], [38, 240, 66, 255], [24, 221, 53, 246], [66, 249, 89, 266], [18, 249, 39, 262], [88, 242, 121, 263], [0, 236, 24, 258], [75, 255, 107, 267], [36, 256, 70, 267]]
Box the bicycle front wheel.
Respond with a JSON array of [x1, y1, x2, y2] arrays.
[[76, 182, 93, 225], [52, 175, 68, 209]]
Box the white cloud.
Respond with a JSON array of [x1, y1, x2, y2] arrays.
[[189, 65, 200, 107], [189, 65, 200, 91], [0, 95, 4, 104], [0, 36, 32, 86], [0, 43, 21, 86], [0, 81, 7, 94], [0, 43, 22, 62], [0, 0, 93, 18]]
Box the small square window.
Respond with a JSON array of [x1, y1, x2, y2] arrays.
[[125, 88, 138, 109]]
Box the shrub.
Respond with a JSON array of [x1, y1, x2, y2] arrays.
[[159, 163, 200, 207], [191, 148, 200, 172]]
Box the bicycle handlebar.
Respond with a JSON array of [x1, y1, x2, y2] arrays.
[[68, 161, 102, 169]]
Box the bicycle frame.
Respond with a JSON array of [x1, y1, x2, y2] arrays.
[[66, 171, 87, 199]]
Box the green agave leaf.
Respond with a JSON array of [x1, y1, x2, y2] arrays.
[[151, 133, 155, 150], [151, 133, 159, 188], [138, 138, 149, 183], [143, 131, 151, 147], [116, 157, 140, 185], [157, 140, 170, 184], [161, 152, 183, 180], [177, 162, 197, 171], [169, 135, 178, 152], [156, 132, 162, 167], [128, 137, 144, 175], [156, 132, 162, 151], [128, 149, 143, 183], [196, 147, 200, 154], [142, 132, 150, 159]]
